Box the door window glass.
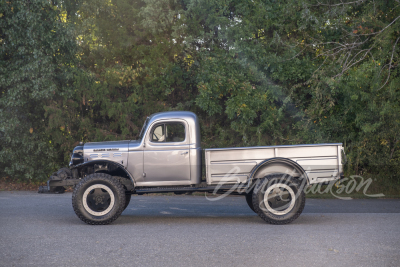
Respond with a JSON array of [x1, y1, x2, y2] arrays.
[[151, 124, 165, 142], [166, 123, 185, 142]]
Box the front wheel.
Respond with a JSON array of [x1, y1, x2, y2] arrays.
[[252, 175, 306, 225], [72, 173, 126, 225], [124, 194, 131, 211]]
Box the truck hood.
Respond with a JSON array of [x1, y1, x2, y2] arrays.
[[84, 140, 131, 152]]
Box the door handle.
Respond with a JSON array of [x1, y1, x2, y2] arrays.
[[181, 151, 188, 155]]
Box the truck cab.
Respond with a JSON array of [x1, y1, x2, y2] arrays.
[[124, 111, 202, 186]]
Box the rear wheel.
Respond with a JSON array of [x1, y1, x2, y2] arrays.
[[245, 193, 256, 213], [72, 173, 126, 225], [252, 175, 305, 224]]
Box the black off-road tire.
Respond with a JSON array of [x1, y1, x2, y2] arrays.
[[245, 193, 256, 213], [252, 174, 306, 225], [112, 176, 132, 211], [124, 194, 131, 211], [72, 173, 126, 225]]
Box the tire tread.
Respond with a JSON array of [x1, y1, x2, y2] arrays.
[[72, 173, 126, 225], [252, 174, 306, 225]]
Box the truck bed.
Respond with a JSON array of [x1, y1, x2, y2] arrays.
[[205, 143, 343, 185]]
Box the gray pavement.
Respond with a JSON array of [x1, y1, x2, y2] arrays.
[[0, 191, 399, 267]]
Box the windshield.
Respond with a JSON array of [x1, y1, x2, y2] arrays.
[[138, 117, 149, 141]]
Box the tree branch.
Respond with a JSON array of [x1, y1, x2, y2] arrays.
[[377, 36, 400, 91], [310, 0, 365, 7]]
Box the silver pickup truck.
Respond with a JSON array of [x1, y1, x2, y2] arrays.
[[39, 111, 344, 225]]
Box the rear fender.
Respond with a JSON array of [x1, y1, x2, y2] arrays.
[[247, 157, 309, 186]]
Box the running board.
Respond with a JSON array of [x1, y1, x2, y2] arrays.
[[134, 184, 249, 195]]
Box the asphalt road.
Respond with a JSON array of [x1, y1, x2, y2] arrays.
[[0, 192, 399, 267]]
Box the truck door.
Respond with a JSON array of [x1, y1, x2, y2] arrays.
[[143, 120, 191, 182]]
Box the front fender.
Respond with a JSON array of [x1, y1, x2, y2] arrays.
[[71, 160, 136, 186]]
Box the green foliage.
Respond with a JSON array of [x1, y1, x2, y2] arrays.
[[181, 0, 400, 179], [1, 0, 399, 184], [43, 0, 191, 165], [0, 0, 77, 180]]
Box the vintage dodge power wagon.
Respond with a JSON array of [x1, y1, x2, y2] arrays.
[[39, 111, 344, 225]]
